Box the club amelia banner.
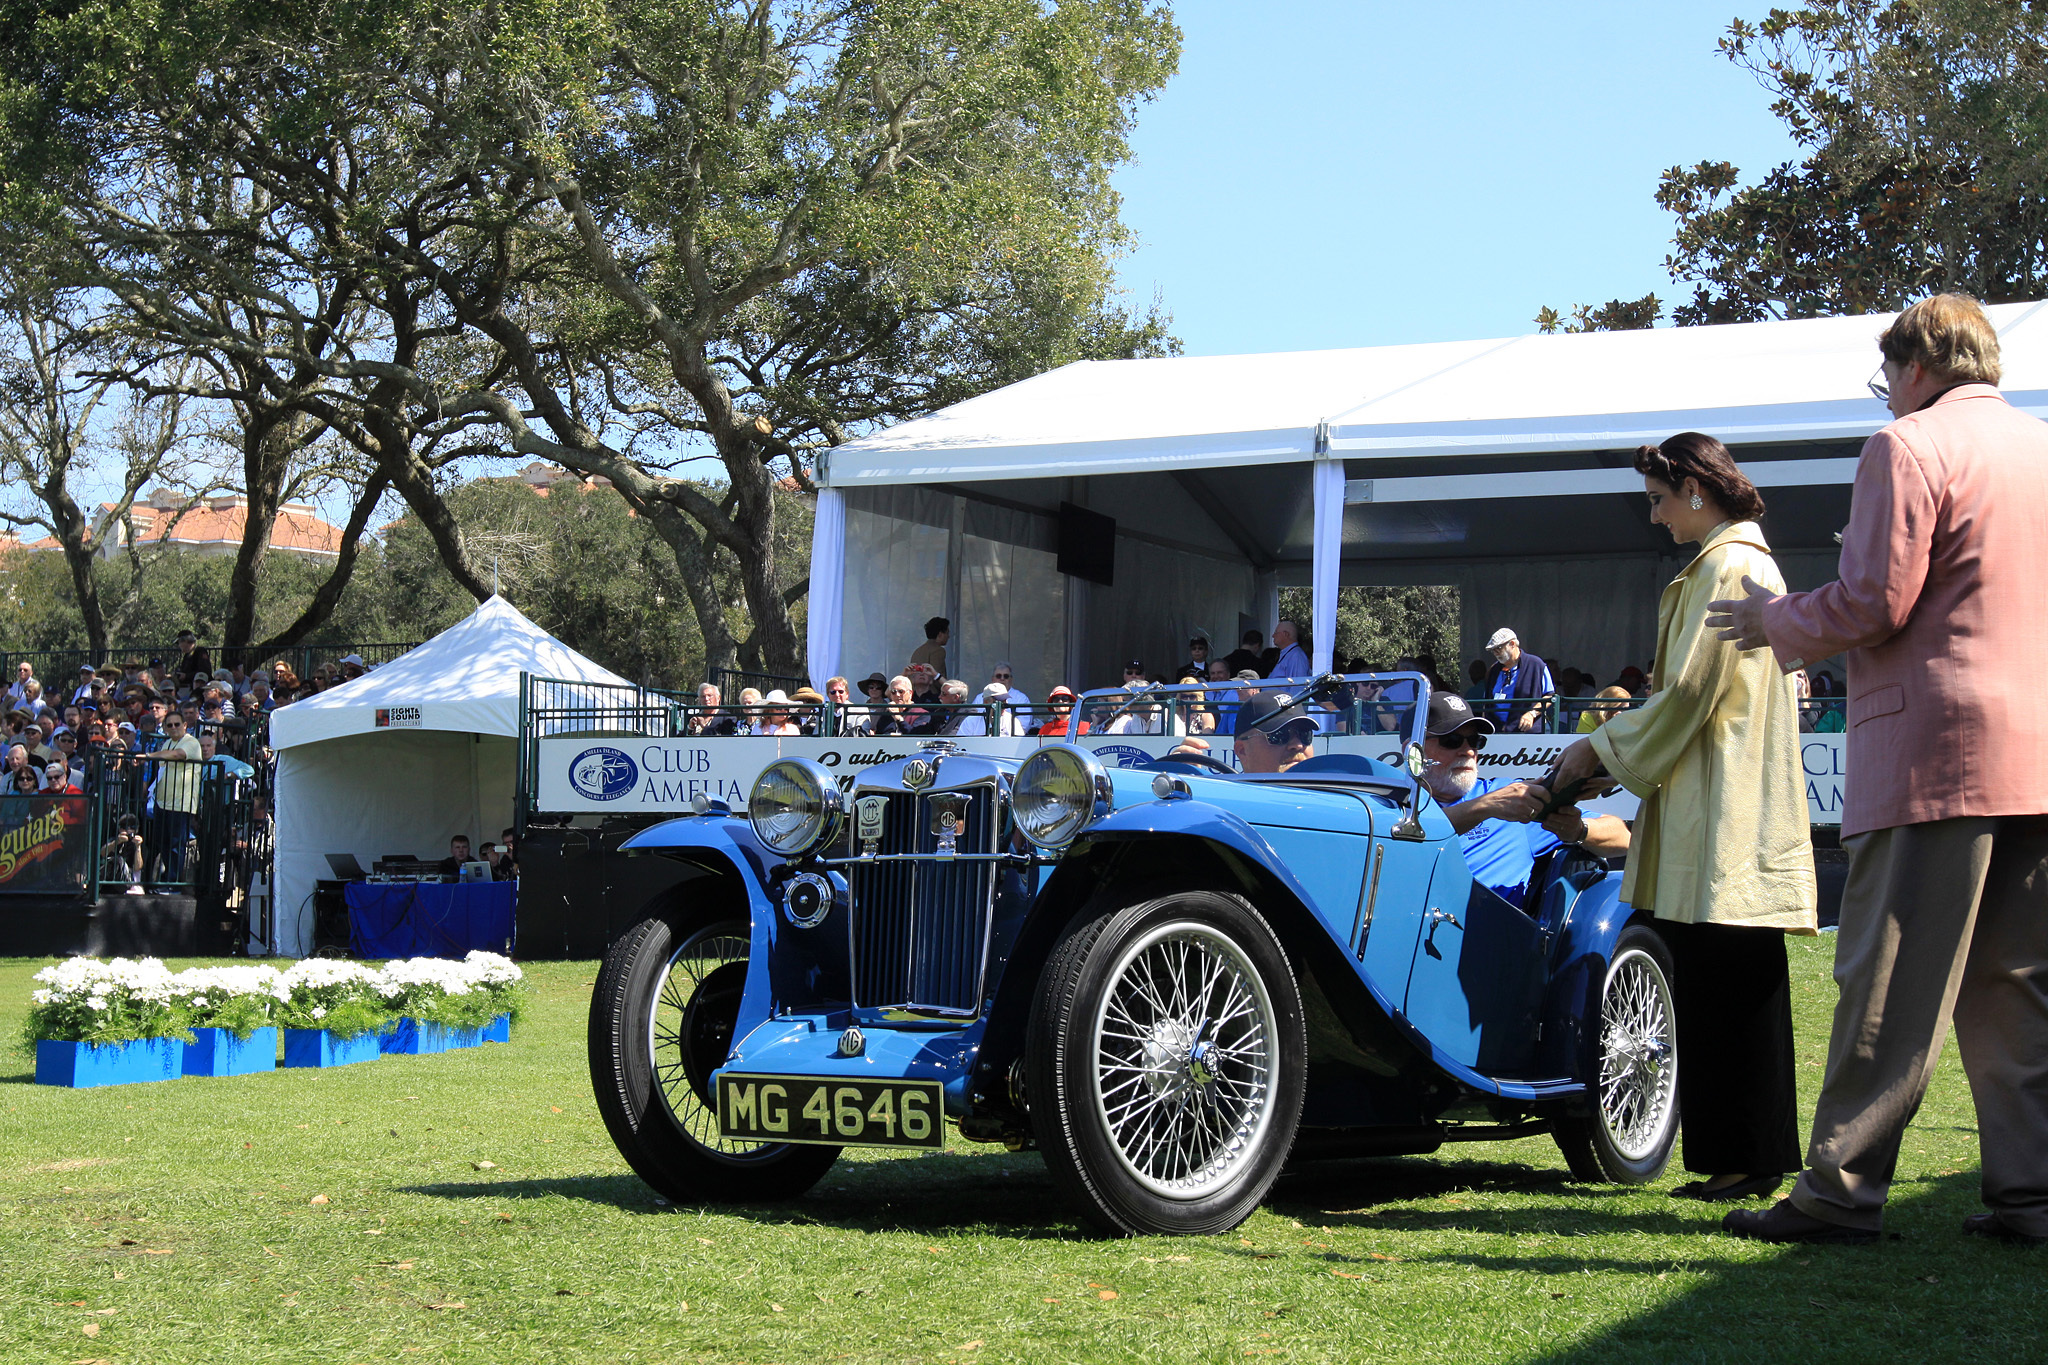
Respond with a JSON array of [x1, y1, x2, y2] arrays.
[[535, 732, 1850, 825], [0, 795, 91, 895]]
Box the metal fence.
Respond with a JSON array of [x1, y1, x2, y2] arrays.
[[707, 666, 806, 702]]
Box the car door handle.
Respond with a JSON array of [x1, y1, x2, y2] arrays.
[[1428, 908, 1462, 930]]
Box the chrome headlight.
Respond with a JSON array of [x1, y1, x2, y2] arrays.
[[1013, 744, 1112, 851], [747, 758, 844, 857]]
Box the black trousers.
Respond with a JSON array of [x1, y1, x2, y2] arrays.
[[1654, 918, 1804, 1175]]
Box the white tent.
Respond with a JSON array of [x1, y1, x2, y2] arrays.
[[807, 303, 2048, 692], [267, 596, 634, 955]]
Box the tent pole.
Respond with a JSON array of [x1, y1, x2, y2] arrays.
[[1310, 440, 1343, 676], [805, 484, 847, 688]]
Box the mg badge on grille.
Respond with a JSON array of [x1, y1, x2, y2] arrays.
[[854, 795, 889, 856], [927, 791, 973, 856], [901, 758, 935, 791]]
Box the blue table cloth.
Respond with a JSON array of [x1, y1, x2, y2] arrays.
[[344, 881, 516, 959]]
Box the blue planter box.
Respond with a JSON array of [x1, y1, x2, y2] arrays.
[[35, 1037, 182, 1088], [379, 1017, 455, 1055], [282, 1028, 382, 1068], [483, 1014, 511, 1044], [183, 1027, 279, 1078]]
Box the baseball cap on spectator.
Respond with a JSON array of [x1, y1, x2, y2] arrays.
[[1048, 686, 1076, 702], [117, 721, 138, 735], [979, 682, 1009, 699], [1239, 691, 1319, 739], [858, 672, 888, 697], [1123, 660, 1144, 672], [77, 663, 95, 675], [339, 653, 366, 668], [1484, 628, 1518, 650], [1425, 689, 1495, 737]]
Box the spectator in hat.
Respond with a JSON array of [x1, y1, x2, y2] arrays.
[[858, 675, 918, 736], [338, 653, 368, 680], [1034, 687, 1087, 737], [1179, 636, 1213, 680], [43, 761, 81, 796], [173, 630, 212, 692], [788, 686, 828, 735], [751, 690, 803, 737], [1418, 690, 1627, 909], [1119, 660, 1148, 690], [1168, 690, 1311, 773], [1269, 619, 1310, 680], [68, 663, 97, 708], [1482, 627, 1556, 733], [910, 616, 950, 677]]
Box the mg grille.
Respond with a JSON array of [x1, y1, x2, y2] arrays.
[[846, 783, 999, 1016]]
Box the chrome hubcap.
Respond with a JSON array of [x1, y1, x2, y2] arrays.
[[1597, 946, 1678, 1162], [1091, 921, 1277, 1199]]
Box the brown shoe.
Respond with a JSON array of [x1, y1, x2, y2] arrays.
[[1723, 1199, 1877, 1245], [1963, 1212, 2048, 1245]]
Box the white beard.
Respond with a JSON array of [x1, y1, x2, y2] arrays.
[[1424, 762, 1477, 804]]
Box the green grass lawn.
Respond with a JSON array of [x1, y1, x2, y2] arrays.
[[0, 939, 2038, 1364]]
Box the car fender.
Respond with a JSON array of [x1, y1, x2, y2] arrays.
[[618, 816, 785, 1045], [1535, 869, 1639, 1094]]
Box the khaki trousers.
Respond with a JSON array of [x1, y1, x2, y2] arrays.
[[1790, 815, 2048, 1233]]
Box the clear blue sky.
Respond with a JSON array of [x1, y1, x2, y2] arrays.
[[1112, 2, 1800, 355]]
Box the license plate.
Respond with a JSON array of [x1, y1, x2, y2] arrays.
[[716, 1073, 945, 1149]]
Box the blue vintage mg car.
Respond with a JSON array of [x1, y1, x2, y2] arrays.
[[587, 674, 1679, 1236]]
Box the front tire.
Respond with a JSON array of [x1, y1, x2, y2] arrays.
[[589, 911, 839, 1203], [1027, 890, 1306, 1236], [1554, 921, 1679, 1183]]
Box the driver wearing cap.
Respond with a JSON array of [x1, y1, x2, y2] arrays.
[[1421, 690, 1628, 908], [1169, 688, 1318, 773]]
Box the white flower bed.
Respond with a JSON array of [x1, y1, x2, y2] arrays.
[[24, 954, 526, 1048]]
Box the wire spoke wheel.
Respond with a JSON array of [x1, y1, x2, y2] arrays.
[[1597, 947, 1677, 1161], [1553, 922, 1679, 1184], [1092, 922, 1277, 1198], [589, 910, 838, 1203], [1030, 889, 1305, 1236], [649, 932, 767, 1157]]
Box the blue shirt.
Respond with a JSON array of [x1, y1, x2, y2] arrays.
[[1452, 776, 1561, 910], [1269, 643, 1310, 679]]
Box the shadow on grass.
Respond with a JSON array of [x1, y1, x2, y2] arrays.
[[1483, 1171, 2048, 1362], [397, 1147, 1087, 1238], [1269, 1154, 1716, 1238]]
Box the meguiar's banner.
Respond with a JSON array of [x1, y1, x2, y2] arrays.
[[0, 795, 91, 895]]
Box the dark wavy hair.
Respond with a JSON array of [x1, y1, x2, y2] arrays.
[[1633, 432, 1765, 522]]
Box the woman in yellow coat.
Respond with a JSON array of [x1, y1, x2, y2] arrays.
[[1551, 432, 1817, 1202]]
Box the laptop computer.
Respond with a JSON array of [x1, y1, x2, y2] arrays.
[[325, 852, 369, 881], [457, 860, 494, 884]]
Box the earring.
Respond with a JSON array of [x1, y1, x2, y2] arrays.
[[1689, 492, 1703, 510]]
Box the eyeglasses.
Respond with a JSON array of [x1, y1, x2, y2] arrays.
[[1868, 364, 1890, 401], [1432, 730, 1488, 752], [992, 673, 1010, 680], [1262, 722, 1318, 746]]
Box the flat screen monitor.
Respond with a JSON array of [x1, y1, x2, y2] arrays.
[[1056, 501, 1116, 586]]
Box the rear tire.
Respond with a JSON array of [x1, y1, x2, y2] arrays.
[[1554, 922, 1679, 1183], [1027, 890, 1305, 1236], [588, 910, 839, 1203]]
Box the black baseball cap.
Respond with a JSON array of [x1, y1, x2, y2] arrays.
[[1241, 690, 1318, 738], [1426, 689, 1495, 737]]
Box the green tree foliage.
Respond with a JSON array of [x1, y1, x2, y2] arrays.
[[1275, 585, 1463, 684], [0, 0, 1180, 677], [1533, 295, 1663, 334], [1659, 0, 2048, 323]]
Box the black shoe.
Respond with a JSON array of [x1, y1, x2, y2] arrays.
[[1963, 1212, 2048, 1245], [1724, 1199, 1878, 1245], [1672, 1174, 1784, 1203]]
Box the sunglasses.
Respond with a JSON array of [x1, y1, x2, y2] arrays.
[[1261, 722, 1318, 746], [1867, 363, 1890, 401], [1433, 730, 1488, 752], [992, 673, 1011, 680]]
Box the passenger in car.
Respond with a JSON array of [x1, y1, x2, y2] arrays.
[[1419, 690, 1628, 909]]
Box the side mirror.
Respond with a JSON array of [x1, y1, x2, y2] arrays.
[[1391, 742, 1427, 841]]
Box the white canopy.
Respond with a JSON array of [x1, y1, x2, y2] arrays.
[[268, 596, 632, 956], [808, 302, 2048, 690]]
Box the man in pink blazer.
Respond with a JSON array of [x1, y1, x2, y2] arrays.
[[1708, 294, 2048, 1245]]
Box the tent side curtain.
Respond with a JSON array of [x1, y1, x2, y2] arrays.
[[837, 485, 1255, 697]]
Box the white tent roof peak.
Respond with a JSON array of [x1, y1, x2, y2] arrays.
[[821, 301, 2048, 486], [268, 594, 633, 750]]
